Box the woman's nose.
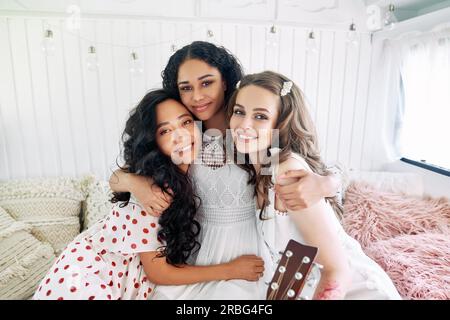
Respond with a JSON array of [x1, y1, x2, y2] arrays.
[[239, 116, 253, 131], [193, 89, 204, 102], [173, 129, 190, 144]]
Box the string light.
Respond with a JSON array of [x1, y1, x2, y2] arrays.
[[206, 28, 218, 44], [306, 30, 318, 54], [346, 21, 358, 47], [266, 24, 279, 47], [39, 21, 367, 67], [86, 45, 99, 71], [129, 51, 144, 76], [41, 29, 56, 56]]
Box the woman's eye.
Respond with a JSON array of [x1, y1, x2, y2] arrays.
[[255, 114, 268, 120], [202, 81, 212, 87], [183, 119, 193, 125], [233, 109, 244, 115], [179, 86, 191, 92], [160, 129, 170, 136]]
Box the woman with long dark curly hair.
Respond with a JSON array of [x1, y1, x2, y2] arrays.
[[33, 89, 264, 300]]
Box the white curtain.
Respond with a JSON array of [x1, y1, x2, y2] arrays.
[[370, 24, 450, 170], [364, 35, 403, 169], [397, 25, 450, 169]]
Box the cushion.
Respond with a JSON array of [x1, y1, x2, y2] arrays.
[[0, 177, 85, 255], [80, 176, 113, 231], [342, 181, 450, 248], [343, 170, 424, 198], [364, 233, 450, 300], [0, 206, 56, 299]]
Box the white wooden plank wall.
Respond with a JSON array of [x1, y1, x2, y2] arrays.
[[0, 16, 373, 180]]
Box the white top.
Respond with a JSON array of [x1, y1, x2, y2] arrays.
[[152, 162, 267, 300], [256, 152, 402, 300]]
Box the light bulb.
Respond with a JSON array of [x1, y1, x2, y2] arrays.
[[206, 29, 218, 44], [41, 29, 56, 56], [86, 46, 99, 71], [306, 31, 318, 54], [384, 4, 396, 30], [129, 51, 144, 76], [266, 25, 278, 47], [346, 22, 359, 46]]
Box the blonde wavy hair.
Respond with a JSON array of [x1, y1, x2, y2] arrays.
[[227, 71, 343, 219]]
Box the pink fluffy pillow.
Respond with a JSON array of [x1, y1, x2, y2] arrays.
[[342, 182, 450, 248], [364, 233, 450, 300]]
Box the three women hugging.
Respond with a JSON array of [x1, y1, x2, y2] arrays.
[[33, 41, 401, 300]]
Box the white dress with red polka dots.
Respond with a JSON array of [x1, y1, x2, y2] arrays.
[[33, 199, 161, 300]]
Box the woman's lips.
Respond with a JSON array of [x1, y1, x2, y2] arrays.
[[174, 143, 193, 154], [192, 102, 211, 113], [236, 132, 258, 144]]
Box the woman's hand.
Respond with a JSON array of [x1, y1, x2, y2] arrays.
[[131, 176, 173, 217], [274, 170, 340, 211], [110, 170, 173, 217], [313, 271, 349, 300], [226, 255, 265, 281]]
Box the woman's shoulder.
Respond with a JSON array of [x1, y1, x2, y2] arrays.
[[112, 198, 159, 224], [276, 152, 312, 176]]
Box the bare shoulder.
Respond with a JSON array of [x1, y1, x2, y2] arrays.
[[276, 153, 312, 177]]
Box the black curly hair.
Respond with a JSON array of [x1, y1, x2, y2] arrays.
[[161, 41, 244, 107], [111, 89, 201, 265]]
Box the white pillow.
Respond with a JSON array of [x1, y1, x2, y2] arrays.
[[0, 177, 85, 255], [80, 176, 114, 231], [344, 170, 424, 198], [0, 206, 56, 299]]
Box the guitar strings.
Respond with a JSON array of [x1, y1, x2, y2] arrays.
[[282, 259, 309, 300]]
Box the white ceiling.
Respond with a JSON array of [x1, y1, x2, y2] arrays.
[[364, 0, 450, 21], [364, 0, 449, 12], [2, 0, 449, 24]]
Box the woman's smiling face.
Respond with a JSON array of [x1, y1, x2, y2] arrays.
[[229, 85, 279, 155], [177, 59, 226, 121], [155, 99, 201, 168]]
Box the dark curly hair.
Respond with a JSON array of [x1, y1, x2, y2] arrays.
[[111, 89, 201, 265], [162, 41, 244, 107]]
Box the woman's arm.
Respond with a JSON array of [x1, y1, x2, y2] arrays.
[[109, 169, 172, 216], [109, 169, 134, 192], [275, 158, 351, 300], [139, 252, 265, 285], [274, 169, 341, 211]]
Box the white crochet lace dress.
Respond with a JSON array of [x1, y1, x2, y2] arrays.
[[257, 152, 402, 300], [152, 136, 267, 300]]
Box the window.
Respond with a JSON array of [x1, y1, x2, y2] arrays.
[[398, 29, 450, 172]]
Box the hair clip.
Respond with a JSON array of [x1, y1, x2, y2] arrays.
[[236, 80, 241, 89], [280, 81, 293, 97]]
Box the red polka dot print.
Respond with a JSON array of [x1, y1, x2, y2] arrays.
[[33, 203, 157, 300]]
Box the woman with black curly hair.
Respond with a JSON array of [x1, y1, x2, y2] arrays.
[[110, 41, 341, 299], [33, 89, 264, 300]]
